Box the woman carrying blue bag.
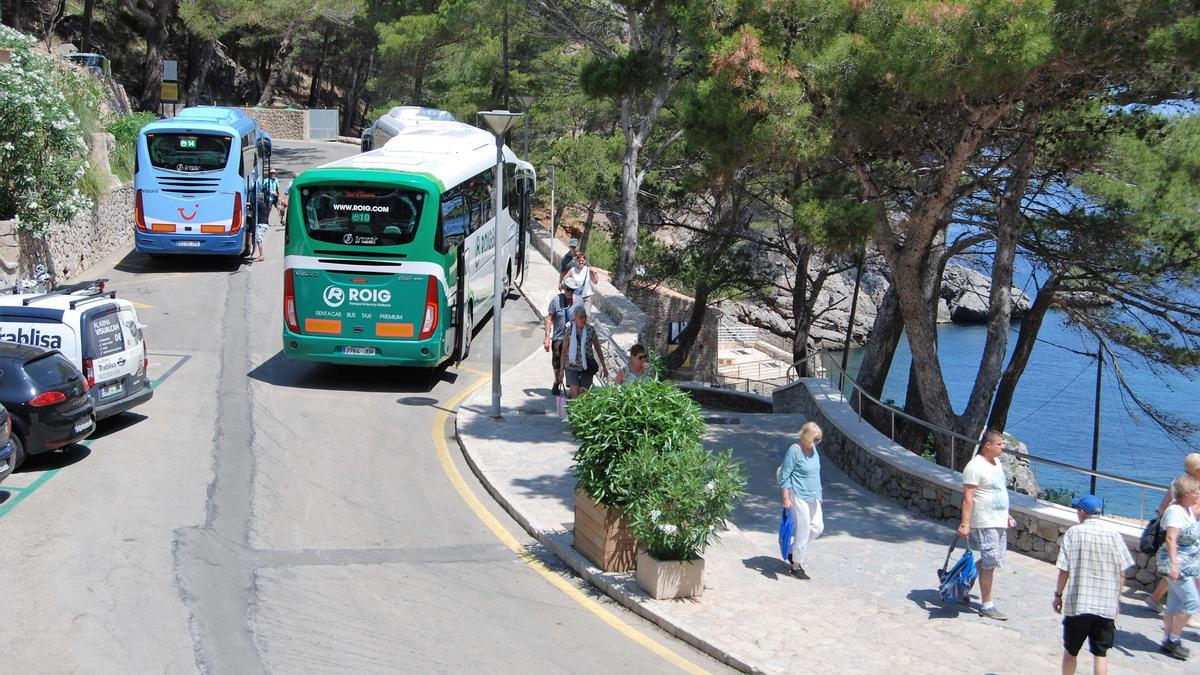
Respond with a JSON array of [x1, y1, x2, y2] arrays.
[[779, 422, 824, 579]]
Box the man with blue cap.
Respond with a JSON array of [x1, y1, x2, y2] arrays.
[[560, 238, 579, 274], [1053, 494, 1135, 675]]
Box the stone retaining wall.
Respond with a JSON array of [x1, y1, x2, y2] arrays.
[[774, 378, 1160, 591], [0, 184, 133, 287], [239, 107, 307, 140]]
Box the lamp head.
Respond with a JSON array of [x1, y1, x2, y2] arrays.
[[477, 110, 524, 136], [516, 95, 536, 110]]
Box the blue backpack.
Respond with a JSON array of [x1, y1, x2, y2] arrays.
[[937, 536, 978, 604]]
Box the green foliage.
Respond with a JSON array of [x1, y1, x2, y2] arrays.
[[0, 25, 92, 232], [580, 50, 664, 99], [625, 442, 746, 561], [920, 435, 936, 463], [1039, 486, 1078, 508], [106, 112, 157, 183], [568, 378, 705, 509], [581, 230, 618, 272]]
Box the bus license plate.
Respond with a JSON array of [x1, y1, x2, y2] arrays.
[[341, 346, 376, 356], [177, 240, 202, 247], [73, 418, 93, 434], [100, 383, 124, 399]]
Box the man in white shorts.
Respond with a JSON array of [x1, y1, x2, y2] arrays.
[[958, 429, 1017, 621]]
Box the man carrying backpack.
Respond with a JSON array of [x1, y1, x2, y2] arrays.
[[544, 277, 581, 396]]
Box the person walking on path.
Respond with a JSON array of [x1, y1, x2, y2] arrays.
[[560, 238, 579, 274], [544, 278, 581, 396], [613, 343, 652, 384], [1146, 452, 1200, 618], [780, 421, 824, 580], [566, 252, 597, 311], [1157, 474, 1200, 660], [1053, 494, 1135, 675], [558, 305, 607, 399], [261, 168, 280, 221], [251, 191, 271, 262], [958, 429, 1016, 621]]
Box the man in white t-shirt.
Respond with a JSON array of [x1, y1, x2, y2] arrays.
[[958, 429, 1017, 621]]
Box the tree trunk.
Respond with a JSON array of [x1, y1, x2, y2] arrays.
[[80, 0, 96, 53], [664, 283, 710, 372], [580, 202, 597, 252], [791, 245, 812, 373], [987, 273, 1063, 431], [185, 39, 217, 106], [307, 26, 333, 108], [856, 283, 904, 401], [120, 0, 174, 111], [614, 95, 643, 291], [257, 18, 298, 107]]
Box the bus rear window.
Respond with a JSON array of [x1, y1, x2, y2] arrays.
[[299, 186, 425, 247], [147, 133, 231, 172]]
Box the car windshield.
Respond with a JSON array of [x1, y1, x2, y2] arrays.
[[24, 352, 80, 390], [147, 133, 231, 173], [299, 185, 425, 247]]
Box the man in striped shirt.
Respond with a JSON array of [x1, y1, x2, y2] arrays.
[[1053, 495, 1135, 675]]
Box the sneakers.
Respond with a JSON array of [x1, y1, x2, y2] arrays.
[[1145, 597, 1164, 614], [978, 605, 1008, 621], [790, 566, 810, 580], [551, 382, 560, 396], [1159, 640, 1189, 661]]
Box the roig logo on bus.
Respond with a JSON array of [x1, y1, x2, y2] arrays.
[[323, 285, 346, 307]]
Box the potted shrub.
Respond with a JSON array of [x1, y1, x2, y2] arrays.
[[568, 378, 704, 572], [625, 441, 745, 599]]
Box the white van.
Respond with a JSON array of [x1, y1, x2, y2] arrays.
[[0, 280, 153, 420]]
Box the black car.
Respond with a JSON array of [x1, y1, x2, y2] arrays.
[[0, 343, 95, 470], [0, 406, 13, 483]]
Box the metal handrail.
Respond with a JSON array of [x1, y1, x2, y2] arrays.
[[790, 349, 1168, 520]]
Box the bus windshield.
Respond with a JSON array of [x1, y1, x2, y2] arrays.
[[147, 133, 231, 173], [299, 185, 425, 247]]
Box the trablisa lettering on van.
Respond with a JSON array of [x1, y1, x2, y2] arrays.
[[0, 325, 64, 350]]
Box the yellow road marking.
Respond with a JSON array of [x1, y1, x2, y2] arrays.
[[131, 301, 154, 309], [454, 365, 491, 378], [433, 378, 707, 675], [106, 272, 187, 289]]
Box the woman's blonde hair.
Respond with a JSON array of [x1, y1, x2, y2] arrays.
[[1172, 474, 1200, 501], [799, 422, 823, 448], [1185, 453, 1200, 477]]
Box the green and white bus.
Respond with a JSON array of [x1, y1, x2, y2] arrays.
[[282, 108, 534, 367]]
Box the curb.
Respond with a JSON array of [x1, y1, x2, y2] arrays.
[[452, 286, 760, 674]]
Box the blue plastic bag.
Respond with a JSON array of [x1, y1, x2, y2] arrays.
[[778, 508, 795, 561], [937, 536, 978, 604]]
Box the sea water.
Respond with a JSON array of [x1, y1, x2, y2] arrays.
[[843, 308, 1198, 519]]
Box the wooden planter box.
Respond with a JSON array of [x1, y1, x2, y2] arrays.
[[636, 549, 705, 600], [573, 488, 637, 572]]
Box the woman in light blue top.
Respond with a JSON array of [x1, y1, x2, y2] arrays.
[[780, 421, 824, 579]]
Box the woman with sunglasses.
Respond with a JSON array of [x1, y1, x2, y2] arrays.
[[614, 344, 652, 384]]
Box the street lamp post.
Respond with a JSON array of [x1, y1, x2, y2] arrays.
[[516, 95, 535, 162], [478, 110, 524, 419]]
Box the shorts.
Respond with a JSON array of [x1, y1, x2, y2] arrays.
[[565, 367, 594, 390], [254, 223, 266, 244], [551, 340, 563, 373], [1165, 575, 1200, 615], [1062, 614, 1115, 657], [971, 527, 1007, 570]]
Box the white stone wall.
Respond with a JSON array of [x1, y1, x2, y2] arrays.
[[239, 108, 307, 140]]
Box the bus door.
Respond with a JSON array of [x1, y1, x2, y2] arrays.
[[439, 189, 469, 361]]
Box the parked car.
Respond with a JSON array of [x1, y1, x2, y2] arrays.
[[0, 343, 95, 470], [0, 406, 13, 484], [66, 52, 112, 78], [0, 280, 152, 420]]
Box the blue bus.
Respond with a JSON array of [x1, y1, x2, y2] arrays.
[[134, 107, 272, 257]]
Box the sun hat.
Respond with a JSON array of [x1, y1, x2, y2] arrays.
[[1071, 494, 1104, 515], [562, 277, 578, 290]]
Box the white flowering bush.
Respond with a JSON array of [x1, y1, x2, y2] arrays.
[[624, 439, 745, 561], [0, 25, 96, 233]]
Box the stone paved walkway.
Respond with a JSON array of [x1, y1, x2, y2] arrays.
[[456, 249, 1198, 674]]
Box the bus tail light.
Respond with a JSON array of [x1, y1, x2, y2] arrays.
[[284, 270, 300, 334], [83, 357, 95, 389], [419, 276, 438, 340], [230, 192, 243, 234], [135, 190, 147, 232]]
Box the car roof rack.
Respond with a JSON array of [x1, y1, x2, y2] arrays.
[[20, 279, 111, 307]]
